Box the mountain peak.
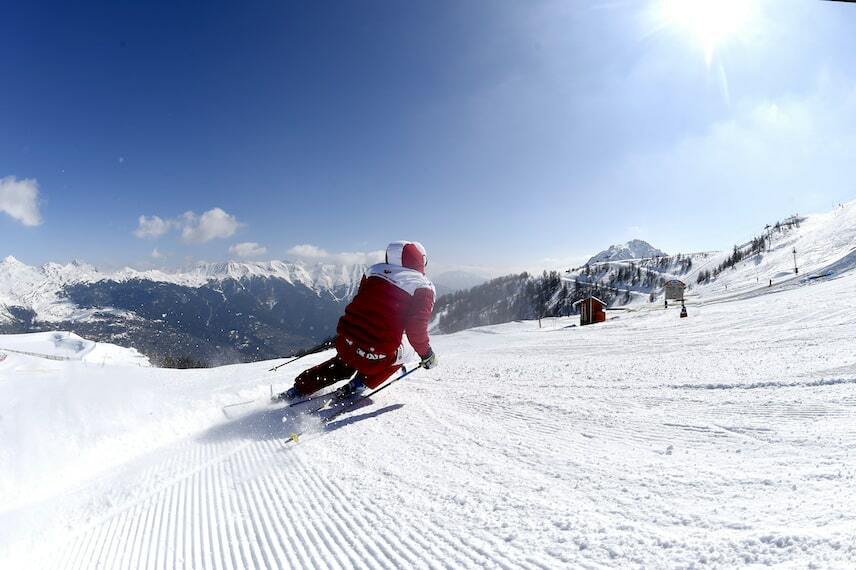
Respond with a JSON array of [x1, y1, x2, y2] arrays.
[[587, 240, 667, 265], [2, 255, 24, 265]]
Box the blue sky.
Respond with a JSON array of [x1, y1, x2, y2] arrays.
[[2, 0, 855, 274]]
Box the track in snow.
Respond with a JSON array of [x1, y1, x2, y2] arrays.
[[49, 402, 546, 570]]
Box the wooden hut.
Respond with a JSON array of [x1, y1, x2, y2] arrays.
[[573, 296, 607, 326]]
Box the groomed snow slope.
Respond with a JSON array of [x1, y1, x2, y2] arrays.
[[2, 271, 856, 568]]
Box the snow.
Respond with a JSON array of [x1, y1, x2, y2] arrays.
[[2, 259, 856, 568], [0, 331, 96, 359], [0, 331, 149, 366]]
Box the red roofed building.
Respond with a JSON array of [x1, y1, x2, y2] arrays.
[[573, 296, 607, 326]]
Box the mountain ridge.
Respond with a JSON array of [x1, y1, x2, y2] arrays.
[[0, 258, 372, 365], [0, 257, 490, 365], [435, 202, 856, 334], [586, 239, 667, 265]]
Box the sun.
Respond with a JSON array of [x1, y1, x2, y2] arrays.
[[654, 0, 756, 67]]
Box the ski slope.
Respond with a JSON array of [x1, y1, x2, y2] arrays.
[[559, 202, 856, 312], [2, 266, 856, 568], [689, 201, 856, 303]]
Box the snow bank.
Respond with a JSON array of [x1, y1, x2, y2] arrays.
[[0, 331, 93, 360], [0, 331, 149, 365], [0, 334, 157, 509]]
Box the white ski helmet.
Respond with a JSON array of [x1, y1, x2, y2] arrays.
[[385, 241, 428, 273]]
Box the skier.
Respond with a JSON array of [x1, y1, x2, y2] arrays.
[[276, 241, 438, 402]]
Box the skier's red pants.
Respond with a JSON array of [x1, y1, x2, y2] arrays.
[[293, 336, 401, 396]]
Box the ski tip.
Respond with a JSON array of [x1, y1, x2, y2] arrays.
[[289, 432, 300, 444]]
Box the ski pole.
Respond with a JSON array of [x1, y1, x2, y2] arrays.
[[268, 336, 336, 372]]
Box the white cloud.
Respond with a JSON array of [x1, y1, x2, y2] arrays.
[[287, 244, 329, 258], [336, 250, 386, 265], [229, 242, 267, 258], [134, 207, 242, 243], [0, 176, 42, 226], [134, 215, 172, 239], [150, 248, 164, 259], [180, 208, 241, 243], [287, 243, 384, 265]]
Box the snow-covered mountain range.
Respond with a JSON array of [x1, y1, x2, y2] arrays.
[[0, 257, 365, 322], [434, 201, 856, 333], [0, 257, 489, 365], [0, 258, 369, 365], [586, 239, 667, 265]]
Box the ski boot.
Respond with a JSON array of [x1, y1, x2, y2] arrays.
[[272, 386, 302, 403], [334, 375, 367, 400]]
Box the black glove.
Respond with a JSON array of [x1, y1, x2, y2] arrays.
[[420, 349, 438, 369]]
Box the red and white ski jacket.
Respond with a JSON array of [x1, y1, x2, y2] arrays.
[[337, 242, 435, 359]]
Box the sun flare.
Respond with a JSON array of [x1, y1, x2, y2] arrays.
[[655, 0, 756, 66]]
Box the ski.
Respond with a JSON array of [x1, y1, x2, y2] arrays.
[[306, 390, 364, 416], [285, 364, 423, 445], [271, 389, 328, 406], [224, 384, 334, 418], [271, 376, 369, 408]]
